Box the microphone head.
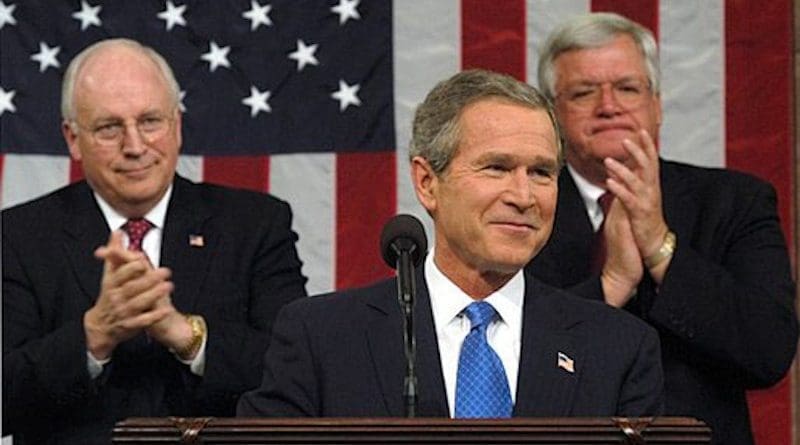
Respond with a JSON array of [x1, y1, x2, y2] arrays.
[[380, 214, 428, 269]]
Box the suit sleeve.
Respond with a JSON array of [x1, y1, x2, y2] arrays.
[[236, 301, 319, 417], [617, 323, 664, 416], [2, 232, 97, 433], [650, 180, 798, 388], [197, 199, 308, 411]]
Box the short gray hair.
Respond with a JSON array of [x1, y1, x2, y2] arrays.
[[61, 38, 181, 122], [537, 12, 660, 100], [410, 69, 562, 175]]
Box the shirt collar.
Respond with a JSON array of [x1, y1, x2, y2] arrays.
[[566, 164, 607, 231], [95, 185, 173, 231], [425, 249, 524, 331]]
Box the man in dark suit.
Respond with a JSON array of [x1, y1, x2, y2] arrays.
[[2, 38, 307, 444], [525, 13, 798, 445], [237, 69, 664, 418]]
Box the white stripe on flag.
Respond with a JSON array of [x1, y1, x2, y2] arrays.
[[526, 0, 590, 87], [659, 0, 725, 167], [2, 154, 70, 209], [393, 0, 461, 244], [270, 153, 335, 296], [176, 155, 204, 183]]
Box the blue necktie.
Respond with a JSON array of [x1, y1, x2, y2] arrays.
[[454, 301, 513, 418]]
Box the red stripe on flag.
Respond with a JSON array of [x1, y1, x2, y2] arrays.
[[725, 2, 794, 445], [335, 151, 396, 290], [69, 159, 84, 183], [203, 156, 270, 193], [591, 0, 659, 39], [461, 0, 526, 80]]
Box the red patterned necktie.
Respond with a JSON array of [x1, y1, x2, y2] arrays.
[[122, 218, 154, 252], [589, 192, 614, 273]]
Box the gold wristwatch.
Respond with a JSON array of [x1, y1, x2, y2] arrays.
[[174, 314, 206, 360], [644, 230, 676, 268]]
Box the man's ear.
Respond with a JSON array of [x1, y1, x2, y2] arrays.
[[62, 120, 82, 161], [410, 156, 439, 214]]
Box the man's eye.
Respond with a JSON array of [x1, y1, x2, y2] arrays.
[[94, 123, 122, 138], [486, 164, 508, 172], [617, 84, 642, 94], [570, 88, 596, 100], [140, 117, 165, 130]]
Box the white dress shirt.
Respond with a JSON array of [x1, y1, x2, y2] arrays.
[[87, 186, 207, 377], [425, 250, 524, 417], [567, 164, 607, 232]]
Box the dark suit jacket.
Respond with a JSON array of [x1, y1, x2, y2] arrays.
[[2, 176, 308, 444], [237, 270, 664, 418], [526, 161, 799, 445]]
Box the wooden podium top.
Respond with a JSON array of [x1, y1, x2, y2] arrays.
[[113, 416, 711, 444]]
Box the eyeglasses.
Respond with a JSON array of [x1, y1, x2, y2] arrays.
[[556, 79, 653, 111], [73, 112, 175, 146]]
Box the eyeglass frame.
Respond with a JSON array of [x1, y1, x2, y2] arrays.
[[554, 77, 655, 111], [69, 108, 178, 147]]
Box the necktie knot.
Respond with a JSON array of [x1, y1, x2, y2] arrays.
[[463, 301, 497, 331], [122, 218, 154, 252]]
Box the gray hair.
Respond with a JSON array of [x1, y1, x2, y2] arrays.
[[410, 69, 562, 175], [61, 38, 181, 122], [537, 12, 660, 100]]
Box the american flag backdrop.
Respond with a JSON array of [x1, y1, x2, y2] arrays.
[[0, 0, 796, 443]]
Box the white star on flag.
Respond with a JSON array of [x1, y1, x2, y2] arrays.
[[157, 0, 187, 31], [331, 0, 360, 25], [178, 90, 187, 112], [288, 39, 319, 72], [0, 87, 16, 116], [201, 41, 231, 72], [331, 79, 361, 112], [242, 0, 272, 31], [30, 41, 61, 73], [72, 0, 102, 31], [242, 86, 271, 117], [0, 1, 17, 29]]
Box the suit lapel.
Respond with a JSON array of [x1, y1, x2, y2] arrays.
[[365, 270, 448, 417], [514, 276, 584, 416], [660, 161, 696, 234], [159, 177, 215, 312], [61, 182, 109, 306], [528, 170, 595, 286]]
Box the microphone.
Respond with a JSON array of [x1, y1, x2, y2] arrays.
[[380, 214, 427, 418], [380, 214, 427, 269]]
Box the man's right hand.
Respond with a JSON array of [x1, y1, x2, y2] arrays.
[[84, 230, 174, 359]]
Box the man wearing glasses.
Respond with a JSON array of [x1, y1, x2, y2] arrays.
[[525, 13, 798, 445], [2, 38, 307, 444]]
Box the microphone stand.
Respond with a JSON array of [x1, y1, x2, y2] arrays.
[[394, 243, 417, 418]]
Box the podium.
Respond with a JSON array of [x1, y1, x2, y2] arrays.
[[113, 417, 710, 444]]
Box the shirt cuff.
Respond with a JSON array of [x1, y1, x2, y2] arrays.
[[86, 350, 111, 379]]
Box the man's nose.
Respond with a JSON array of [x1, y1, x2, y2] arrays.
[[505, 169, 536, 210], [121, 123, 147, 155], [595, 84, 622, 115]]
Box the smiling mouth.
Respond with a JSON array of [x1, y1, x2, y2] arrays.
[[117, 164, 154, 176], [493, 221, 537, 231], [592, 125, 634, 134]]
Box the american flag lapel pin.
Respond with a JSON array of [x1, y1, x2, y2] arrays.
[[557, 351, 575, 374], [189, 234, 205, 247]]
